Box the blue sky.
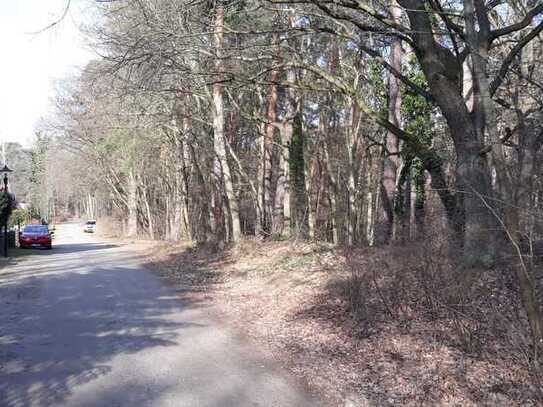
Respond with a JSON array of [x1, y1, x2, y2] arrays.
[[0, 0, 95, 146]]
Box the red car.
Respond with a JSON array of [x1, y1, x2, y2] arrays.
[[19, 225, 52, 249]]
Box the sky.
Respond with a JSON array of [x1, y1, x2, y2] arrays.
[[0, 0, 95, 147]]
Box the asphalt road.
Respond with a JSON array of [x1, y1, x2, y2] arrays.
[[0, 223, 318, 407]]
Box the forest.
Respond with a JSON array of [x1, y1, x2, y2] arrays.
[[15, 0, 543, 403]]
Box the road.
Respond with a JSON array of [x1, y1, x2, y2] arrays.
[[0, 223, 318, 407]]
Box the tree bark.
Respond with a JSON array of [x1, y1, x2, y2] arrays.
[[126, 169, 137, 237], [170, 132, 184, 241], [381, 3, 403, 243], [142, 182, 154, 239], [266, 63, 282, 237], [212, 3, 241, 243], [289, 113, 309, 238], [398, 0, 494, 256]]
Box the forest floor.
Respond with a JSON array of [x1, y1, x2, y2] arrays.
[[100, 226, 542, 406], [144, 239, 543, 407]]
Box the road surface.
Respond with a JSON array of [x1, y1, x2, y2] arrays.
[[0, 223, 318, 407]]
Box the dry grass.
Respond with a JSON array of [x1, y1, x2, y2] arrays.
[[145, 238, 543, 407]]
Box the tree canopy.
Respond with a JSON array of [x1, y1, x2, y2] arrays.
[[25, 0, 543, 354]]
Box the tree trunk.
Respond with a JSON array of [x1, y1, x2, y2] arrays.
[[126, 169, 137, 237], [170, 136, 184, 241], [273, 131, 286, 238], [381, 4, 403, 243], [403, 169, 412, 242], [366, 153, 378, 246], [188, 143, 212, 243], [322, 126, 340, 244], [87, 193, 94, 220], [509, 24, 543, 357], [289, 113, 309, 238], [263, 69, 283, 234], [142, 183, 154, 239], [345, 99, 360, 246], [256, 121, 266, 237], [398, 0, 494, 256], [180, 120, 193, 240], [212, 3, 241, 243], [414, 170, 426, 239], [273, 112, 297, 239]]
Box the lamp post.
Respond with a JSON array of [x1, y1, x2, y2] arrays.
[[0, 164, 13, 257]]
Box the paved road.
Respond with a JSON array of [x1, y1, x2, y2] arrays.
[[0, 224, 318, 407]]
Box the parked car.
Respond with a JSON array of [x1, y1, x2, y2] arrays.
[[84, 220, 97, 233], [19, 225, 52, 249]]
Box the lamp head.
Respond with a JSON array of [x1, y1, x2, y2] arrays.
[[0, 165, 12, 174]]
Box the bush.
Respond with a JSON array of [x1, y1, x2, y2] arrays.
[[10, 208, 31, 229]]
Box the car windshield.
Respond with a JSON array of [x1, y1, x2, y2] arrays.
[[23, 226, 48, 234], [86, 220, 96, 225]]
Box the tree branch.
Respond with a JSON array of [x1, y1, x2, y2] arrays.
[[490, 19, 543, 96]]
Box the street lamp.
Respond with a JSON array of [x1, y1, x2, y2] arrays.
[[0, 165, 12, 189], [0, 164, 13, 257]]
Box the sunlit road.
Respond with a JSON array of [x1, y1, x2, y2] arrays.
[[0, 223, 317, 407]]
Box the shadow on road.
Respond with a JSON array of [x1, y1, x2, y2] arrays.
[[0, 243, 122, 282], [20, 242, 120, 255], [1, 243, 121, 272], [0, 243, 207, 407]]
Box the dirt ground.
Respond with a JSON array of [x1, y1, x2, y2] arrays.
[[140, 238, 542, 406]]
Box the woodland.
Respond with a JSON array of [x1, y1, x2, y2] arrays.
[[13, 0, 543, 403]]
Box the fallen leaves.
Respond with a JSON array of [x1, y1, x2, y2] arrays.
[[145, 239, 542, 407]]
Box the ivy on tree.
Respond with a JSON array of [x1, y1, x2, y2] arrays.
[[0, 192, 14, 226]]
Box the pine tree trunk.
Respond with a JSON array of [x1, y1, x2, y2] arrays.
[[264, 67, 279, 235], [256, 122, 266, 237], [289, 113, 309, 238], [273, 134, 286, 238]]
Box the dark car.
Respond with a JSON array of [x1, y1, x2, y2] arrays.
[[19, 225, 52, 249]]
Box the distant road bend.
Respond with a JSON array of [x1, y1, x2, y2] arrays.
[[0, 223, 318, 407]]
